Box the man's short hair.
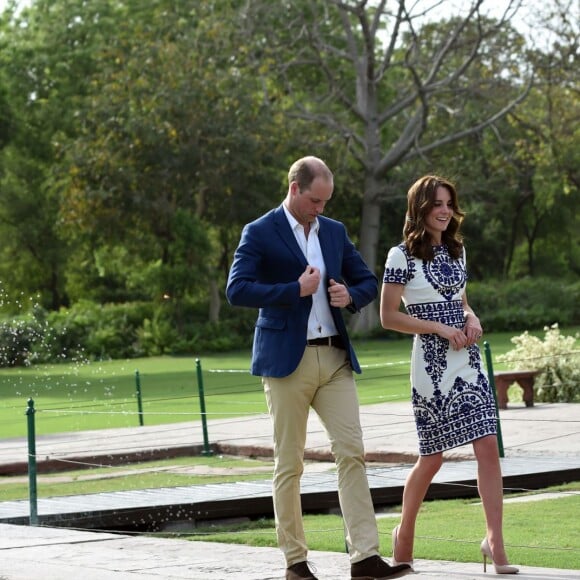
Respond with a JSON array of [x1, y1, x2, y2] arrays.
[[288, 156, 333, 191]]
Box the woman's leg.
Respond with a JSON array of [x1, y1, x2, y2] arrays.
[[395, 453, 443, 562], [473, 435, 510, 565]]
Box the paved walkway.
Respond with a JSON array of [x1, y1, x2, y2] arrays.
[[2, 401, 579, 472], [0, 401, 579, 579], [1, 523, 578, 579]]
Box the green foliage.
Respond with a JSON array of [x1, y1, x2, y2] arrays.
[[1, 280, 577, 365], [0, 301, 152, 366], [0, 297, 258, 365], [0, 0, 578, 332], [497, 324, 580, 402], [65, 244, 154, 304], [0, 0, 122, 311], [58, 0, 285, 299], [0, 312, 43, 366], [468, 278, 580, 331], [44, 301, 154, 361], [135, 300, 255, 356]]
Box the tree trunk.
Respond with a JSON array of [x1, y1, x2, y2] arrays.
[[208, 276, 221, 323], [350, 173, 383, 334]]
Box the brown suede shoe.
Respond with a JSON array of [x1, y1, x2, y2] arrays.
[[351, 555, 411, 579], [286, 561, 318, 579]]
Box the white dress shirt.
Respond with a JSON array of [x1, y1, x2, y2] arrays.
[[283, 205, 339, 340]]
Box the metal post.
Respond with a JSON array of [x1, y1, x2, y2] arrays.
[[196, 358, 213, 456], [26, 398, 38, 525], [484, 341, 505, 458], [135, 370, 144, 426]]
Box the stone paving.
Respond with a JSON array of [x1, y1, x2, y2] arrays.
[[1, 523, 579, 579]]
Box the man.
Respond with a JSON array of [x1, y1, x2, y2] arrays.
[[226, 156, 410, 580]]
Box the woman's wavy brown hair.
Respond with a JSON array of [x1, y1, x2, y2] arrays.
[[403, 175, 465, 261]]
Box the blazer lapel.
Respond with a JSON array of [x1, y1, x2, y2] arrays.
[[273, 205, 308, 267]]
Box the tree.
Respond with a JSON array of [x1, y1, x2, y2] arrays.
[[510, 0, 579, 277], [243, 0, 532, 330], [60, 0, 291, 320], [0, 0, 122, 310], [432, 0, 580, 279]]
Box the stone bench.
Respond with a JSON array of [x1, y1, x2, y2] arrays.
[[493, 370, 539, 409]]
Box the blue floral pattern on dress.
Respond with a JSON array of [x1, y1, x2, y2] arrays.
[[412, 367, 497, 455], [423, 245, 466, 301], [383, 244, 416, 284], [408, 300, 464, 327], [467, 343, 479, 368], [420, 334, 448, 389]]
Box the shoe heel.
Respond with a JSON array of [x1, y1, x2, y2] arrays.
[[392, 524, 414, 571], [480, 537, 519, 575]]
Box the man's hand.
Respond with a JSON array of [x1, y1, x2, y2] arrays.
[[299, 265, 321, 296], [328, 278, 351, 308]]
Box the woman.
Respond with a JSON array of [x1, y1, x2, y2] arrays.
[[380, 175, 518, 575]]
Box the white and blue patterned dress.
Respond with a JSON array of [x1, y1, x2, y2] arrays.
[[384, 243, 497, 455]]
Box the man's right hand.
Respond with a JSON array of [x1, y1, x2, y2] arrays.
[[299, 265, 321, 296]]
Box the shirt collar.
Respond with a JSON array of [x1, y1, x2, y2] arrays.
[[282, 203, 319, 234]]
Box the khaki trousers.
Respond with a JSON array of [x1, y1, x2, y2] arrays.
[[263, 345, 380, 567]]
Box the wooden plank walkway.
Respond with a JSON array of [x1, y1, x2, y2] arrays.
[[1, 455, 579, 531]]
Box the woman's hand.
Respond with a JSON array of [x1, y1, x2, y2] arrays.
[[437, 323, 468, 351], [463, 313, 483, 346]]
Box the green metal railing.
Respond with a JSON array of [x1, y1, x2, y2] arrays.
[[23, 349, 506, 526], [26, 398, 38, 525], [135, 370, 144, 426], [484, 341, 505, 458], [196, 358, 213, 456]]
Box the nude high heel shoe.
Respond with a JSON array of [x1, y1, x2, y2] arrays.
[[480, 538, 519, 574], [392, 525, 414, 571]]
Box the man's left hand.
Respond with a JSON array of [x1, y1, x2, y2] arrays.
[[328, 279, 351, 308]]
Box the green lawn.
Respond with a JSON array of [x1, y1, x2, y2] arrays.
[[0, 330, 550, 438], [188, 481, 580, 571], [0, 455, 275, 501]]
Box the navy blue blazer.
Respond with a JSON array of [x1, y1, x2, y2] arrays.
[[226, 205, 378, 378]]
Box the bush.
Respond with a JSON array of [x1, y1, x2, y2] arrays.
[[0, 302, 156, 366], [46, 301, 154, 361], [468, 278, 580, 332], [0, 299, 258, 365], [497, 324, 580, 402], [0, 314, 42, 366], [2, 275, 577, 366]]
